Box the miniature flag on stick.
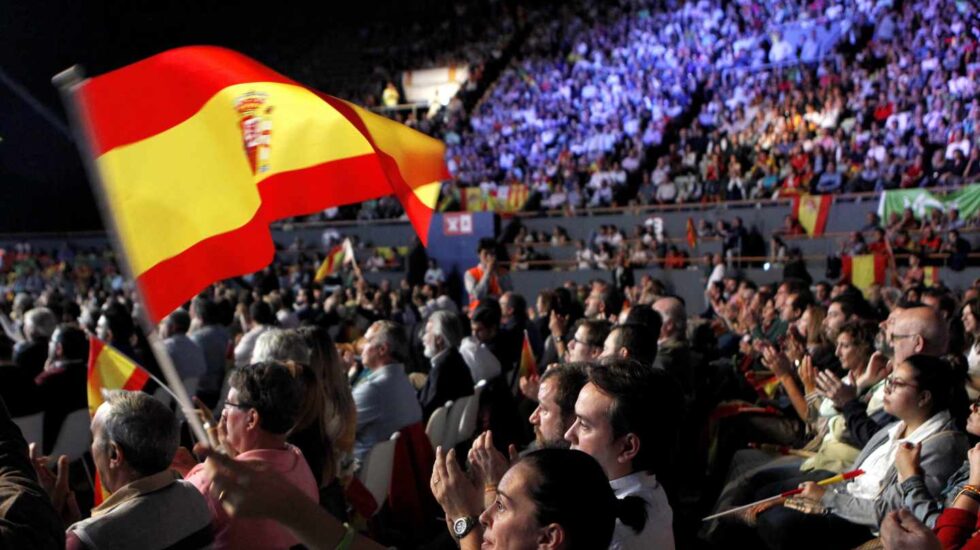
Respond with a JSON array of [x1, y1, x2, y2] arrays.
[[87, 336, 152, 504], [518, 330, 538, 378], [686, 217, 698, 250], [87, 336, 151, 417], [703, 469, 864, 521], [314, 239, 355, 282]]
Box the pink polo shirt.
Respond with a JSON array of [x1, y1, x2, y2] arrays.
[[186, 444, 318, 550]]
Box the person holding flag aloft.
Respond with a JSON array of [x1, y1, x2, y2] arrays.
[[464, 239, 512, 312]]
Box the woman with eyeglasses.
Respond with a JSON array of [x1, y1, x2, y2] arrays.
[[754, 354, 968, 550], [889, 371, 980, 539]]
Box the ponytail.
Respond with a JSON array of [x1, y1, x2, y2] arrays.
[[616, 495, 649, 534]]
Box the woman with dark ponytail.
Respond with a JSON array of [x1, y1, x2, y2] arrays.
[[430, 446, 646, 549]]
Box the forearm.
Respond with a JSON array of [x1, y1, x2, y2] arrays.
[[460, 530, 483, 550], [780, 374, 809, 423], [899, 475, 947, 528]]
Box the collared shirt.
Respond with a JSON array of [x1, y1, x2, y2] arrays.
[[609, 471, 675, 550], [847, 410, 952, 500], [90, 470, 180, 518], [352, 363, 422, 461], [186, 444, 317, 550]]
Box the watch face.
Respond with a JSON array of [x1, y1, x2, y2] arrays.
[[453, 517, 470, 536]]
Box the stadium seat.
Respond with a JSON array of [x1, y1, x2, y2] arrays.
[[12, 411, 44, 450], [49, 408, 92, 461], [358, 431, 400, 515], [442, 396, 470, 449], [456, 380, 487, 446], [425, 401, 451, 450]]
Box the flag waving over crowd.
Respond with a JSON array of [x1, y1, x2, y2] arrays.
[[314, 239, 355, 282], [71, 46, 449, 323], [842, 254, 887, 296]]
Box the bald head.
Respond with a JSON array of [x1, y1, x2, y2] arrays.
[[653, 297, 686, 341], [892, 306, 948, 363]]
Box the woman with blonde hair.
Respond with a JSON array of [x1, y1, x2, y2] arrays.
[[297, 325, 357, 484]]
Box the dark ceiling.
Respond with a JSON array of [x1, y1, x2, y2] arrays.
[[0, 0, 453, 234]]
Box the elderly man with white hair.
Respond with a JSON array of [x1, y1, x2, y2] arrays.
[[14, 307, 58, 380], [417, 310, 474, 421]]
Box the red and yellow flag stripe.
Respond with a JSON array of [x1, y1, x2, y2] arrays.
[[77, 47, 448, 322], [87, 336, 151, 417], [518, 331, 538, 378]]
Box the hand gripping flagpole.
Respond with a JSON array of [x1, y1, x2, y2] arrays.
[[53, 66, 211, 447], [702, 469, 864, 521]]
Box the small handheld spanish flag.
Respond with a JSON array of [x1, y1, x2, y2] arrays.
[[87, 336, 151, 505], [518, 330, 538, 378], [314, 238, 355, 282]]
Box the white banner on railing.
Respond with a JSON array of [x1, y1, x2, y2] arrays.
[[402, 65, 469, 106]]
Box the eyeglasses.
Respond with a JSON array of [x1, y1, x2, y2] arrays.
[[569, 336, 593, 349], [885, 375, 918, 391], [889, 333, 915, 344], [223, 401, 254, 411]]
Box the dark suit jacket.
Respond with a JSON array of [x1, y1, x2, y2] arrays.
[[34, 360, 88, 454], [418, 348, 474, 421], [12, 340, 47, 381]]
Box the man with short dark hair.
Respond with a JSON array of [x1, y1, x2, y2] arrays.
[[598, 323, 657, 368], [585, 283, 624, 321], [67, 391, 212, 550], [352, 321, 422, 461], [464, 238, 512, 310], [780, 292, 812, 323], [529, 363, 589, 449], [565, 362, 678, 548], [565, 319, 611, 364]]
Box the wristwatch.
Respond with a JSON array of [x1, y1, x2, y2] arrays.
[[452, 516, 478, 540]]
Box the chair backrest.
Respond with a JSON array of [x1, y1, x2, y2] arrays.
[[425, 401, 451, 450], [12, 411, 44, 450], [357, 431, 400, 514], [456, 380, 487, 446], [49, 409, 92, 461], [442, 396, 470, 449]]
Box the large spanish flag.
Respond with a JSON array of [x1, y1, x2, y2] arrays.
[[842, 254, 887, 296], [792, 194, 831, 236], [73, 46, 448, 322]]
